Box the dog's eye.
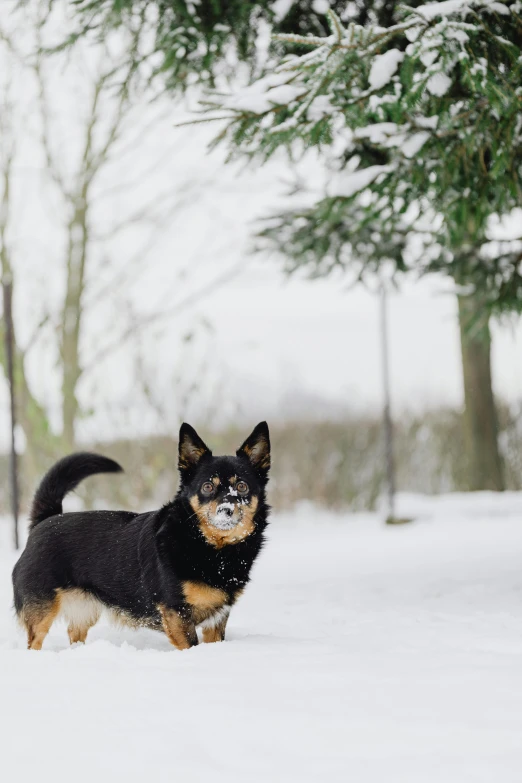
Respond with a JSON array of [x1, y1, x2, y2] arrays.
[[237, 481, 249, 494], [201, 482, 214, 495]]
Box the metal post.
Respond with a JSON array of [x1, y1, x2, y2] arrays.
[[380, 285, 396, 523], [3, 279, 19, 549]]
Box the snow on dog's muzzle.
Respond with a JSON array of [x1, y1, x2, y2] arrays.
[[211, 502, 239, 530]]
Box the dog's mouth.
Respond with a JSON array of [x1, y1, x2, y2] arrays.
[[208, 502, 243, 530]]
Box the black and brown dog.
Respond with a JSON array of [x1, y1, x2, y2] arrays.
[[12, 422, 270, 651]]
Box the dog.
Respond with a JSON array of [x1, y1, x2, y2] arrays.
[[12, 422, 270, 651]]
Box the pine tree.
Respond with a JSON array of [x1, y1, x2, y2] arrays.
[[199, 3, 521, 295], [191, 0, 522, 491]]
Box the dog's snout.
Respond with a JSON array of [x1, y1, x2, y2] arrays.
[[213, 502, 237, 529]]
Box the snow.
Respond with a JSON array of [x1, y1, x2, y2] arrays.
[[368, 49, 405, 90], [271, 0, 295, 21], [213, 502, 237, 529], [1, 492, 522, 781], [415, 0, 476, 20], [487, 208, 522, 241], [415, 0, 510, 17], [420, 49, 439, 68], [402, 131, 431, 157], [307, 94, 335, 121], [353, 125, 430, 157], [329, 164, 393, 198], [312, 0, 330, 13], [415, 115, 439, 129], [489, 2, 510, 13], [354, 122, 400, 144], [426, 71, 453, 96], [223, 72, 306, 114], [217, 502, 235, 512]]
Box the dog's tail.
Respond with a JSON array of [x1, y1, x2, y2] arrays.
[[29, 453, 123, 529]]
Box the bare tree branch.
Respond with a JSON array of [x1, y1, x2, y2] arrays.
[[84, 261, 245, 370]]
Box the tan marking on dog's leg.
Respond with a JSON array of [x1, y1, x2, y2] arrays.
[[202, 618, 227, 644], [159, 605, 198, 651], [201, 606, 230, 644], [60, 588, 102, 645], [68, 626, 86, 644], [24, 595, 62, 651], [67, 623, 93, 645], [202, 626, 222, 643]]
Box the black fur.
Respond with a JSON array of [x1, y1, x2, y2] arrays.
[[12, 423, 271, 650]]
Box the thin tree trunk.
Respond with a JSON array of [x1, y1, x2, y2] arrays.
[[61, 198, 88, 451], [1, 171, 59, 475], [458, 293, 504, 491]]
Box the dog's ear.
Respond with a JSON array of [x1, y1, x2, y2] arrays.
[[237, 421, 270, 475], [178, 423, 212, 476]]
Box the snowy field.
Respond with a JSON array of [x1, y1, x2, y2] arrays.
[[0, 494, 521, 782]]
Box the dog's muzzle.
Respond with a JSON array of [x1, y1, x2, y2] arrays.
[[210, 502, 240, 530]]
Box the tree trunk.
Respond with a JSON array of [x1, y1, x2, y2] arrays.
[[2, 247, 60, 482], [61, 198, 89, 451], [457, 293, 504, 491]]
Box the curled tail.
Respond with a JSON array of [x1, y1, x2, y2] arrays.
[[30, 452, 123, 529]]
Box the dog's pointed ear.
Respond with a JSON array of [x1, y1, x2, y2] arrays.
[[178, 423, 211, 475], [237, 422, 270, 475]]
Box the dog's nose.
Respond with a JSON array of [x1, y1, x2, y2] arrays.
[[221, 506, 233, 518]]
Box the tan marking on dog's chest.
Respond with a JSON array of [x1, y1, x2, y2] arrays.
[[182, 581, 228, 625], [182, 581, 227, 609]]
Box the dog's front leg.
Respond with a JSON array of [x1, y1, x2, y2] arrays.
[[158, 604, 198, 650], [201, 606, 230, 643]]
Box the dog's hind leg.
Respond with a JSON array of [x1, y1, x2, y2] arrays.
[[68, 625, 92, 644], [67, 616, 99, 645], [22, 594, 62, 650], [61, 589, 102, 645]]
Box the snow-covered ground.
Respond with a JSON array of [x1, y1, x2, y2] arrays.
[[0, 494, 521, 782]]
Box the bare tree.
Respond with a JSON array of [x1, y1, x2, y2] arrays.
[[0, 1, 241, 483]]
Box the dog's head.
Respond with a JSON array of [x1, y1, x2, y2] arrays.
[[177, 422, 270, 547]]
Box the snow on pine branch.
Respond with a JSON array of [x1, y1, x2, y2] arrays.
[[187, 1, 522, 308], [353, 124, 431, 158], [198, 1, 519, 128], [328, 164, 394, 198], [368, 49, 404, 90], [412, 0, 510, 21], [221, 71, 306, 114]]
